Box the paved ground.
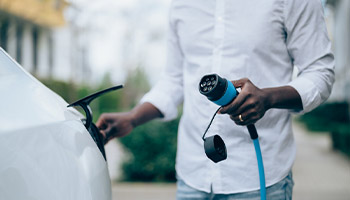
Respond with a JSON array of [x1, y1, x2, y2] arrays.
[[292, 122, 350, 200], [111, 121, 350, 200], [112, 183, 176, 200]]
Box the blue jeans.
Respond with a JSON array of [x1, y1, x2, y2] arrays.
[[176, 172, 294, 200]]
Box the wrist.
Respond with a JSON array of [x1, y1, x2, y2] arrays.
[[261, 86, 302, 110], [128, 102, 163, 128], [128, 109, 139, 128], [261, 88, 274, 110]]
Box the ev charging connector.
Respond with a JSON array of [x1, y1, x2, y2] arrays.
[[199, 74, 235, 162], [199, 74, 266, 200]]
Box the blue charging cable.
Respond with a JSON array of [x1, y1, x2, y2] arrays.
[[247, 124, 266, 200], [253, 138, 266, 200]]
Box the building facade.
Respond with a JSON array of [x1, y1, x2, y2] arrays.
[[0, 0, 90, 82]]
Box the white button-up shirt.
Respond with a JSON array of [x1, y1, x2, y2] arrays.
[[140, 0, 334, 194]]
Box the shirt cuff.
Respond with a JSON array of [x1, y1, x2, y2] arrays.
[[139, 90, 179, 122], [288, 77, 322, 114]]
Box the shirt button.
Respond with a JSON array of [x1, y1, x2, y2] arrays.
[[217, 16, 223, 22]]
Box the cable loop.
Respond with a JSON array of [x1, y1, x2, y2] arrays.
[[202, 107, 222, 141]]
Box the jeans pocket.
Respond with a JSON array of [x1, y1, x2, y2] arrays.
[[266, 172, 294, 200]]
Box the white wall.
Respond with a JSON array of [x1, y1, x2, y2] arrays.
[[37, 29, 51, 78], [328, 0, 350, 102], [21, 24, 34, 72], [51, 26, 75, 81]]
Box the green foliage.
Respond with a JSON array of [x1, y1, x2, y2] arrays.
[[40, 78, 79, 103], [330, 123, 350, 157], [298, 102, 350, 157], [298, 102, 349, 132], [119, 118, 179, 182], [40, 74, 123, 123]]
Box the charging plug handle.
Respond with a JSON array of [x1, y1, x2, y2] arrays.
[[247, 124, 258, 140], [199, 74, 259, 163], [67, 85, 123, 161], [67, 85, 123, 129]]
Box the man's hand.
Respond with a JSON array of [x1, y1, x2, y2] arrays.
[[96, 112, 135, 144], [219, 78, 303, 126], [219, 78, 270, 126], [96, 102, 164, 145]]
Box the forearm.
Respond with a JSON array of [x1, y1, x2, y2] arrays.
[[129, 102, 164, 127], [263, 86, 303, 111]]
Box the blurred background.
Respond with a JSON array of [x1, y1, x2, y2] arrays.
[[0, 0, 349, 199]]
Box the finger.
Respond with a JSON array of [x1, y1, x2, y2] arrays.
[[96, 114, 107, 129], [100, 130, 107, 139], [97, 114, 113, 130], [104, 122, 120, 141], [229, 100, 255, 117], [219, 78, 250, 114], [230, 113, 247, 126], [104, 124, 114, 137], [103, 126, 113, 144], [231, 111, 258, 126], [242, 116, 258, 126], [219, 91, 248, 114], [231, 78, 249, 89]]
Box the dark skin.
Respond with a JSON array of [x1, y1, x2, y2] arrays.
[[219, 78, 303, 125], [97, 102, 163, 144], [96, 78, 302, 144]]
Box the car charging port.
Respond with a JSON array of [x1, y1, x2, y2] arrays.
[[68, 85, 123, 160]]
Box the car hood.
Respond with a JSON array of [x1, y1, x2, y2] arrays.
[[0, 48, 83, 133]]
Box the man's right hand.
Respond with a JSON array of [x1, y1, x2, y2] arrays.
[[96, 112, 135, 144], [96, 102, 164, 145]]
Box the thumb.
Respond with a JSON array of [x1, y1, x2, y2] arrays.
[[96, 113, 110, 130], [102, 125, 114, 144], [100, 129, 107, 139], [231, 78, 249, 88]]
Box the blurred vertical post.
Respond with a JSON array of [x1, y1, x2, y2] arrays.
[[326, 0, 350, 119], [65, 1, 91, 84]]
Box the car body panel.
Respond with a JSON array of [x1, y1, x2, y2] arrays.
[[0, 48, 81, 132], [0, 48, 112, 200]]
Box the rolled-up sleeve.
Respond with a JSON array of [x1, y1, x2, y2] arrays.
[[285, 0, 335, 113], [139, 5, 184, 121]]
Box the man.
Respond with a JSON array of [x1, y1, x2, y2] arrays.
[[97, 0, 334, 199]]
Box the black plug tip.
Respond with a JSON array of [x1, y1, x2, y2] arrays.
[[199, 74, 227, 102]]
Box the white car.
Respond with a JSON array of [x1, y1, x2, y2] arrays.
[[0, 48, 116, 200]]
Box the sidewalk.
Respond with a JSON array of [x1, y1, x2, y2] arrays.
[[112, 183, 176, 200], [292, 121, 350, 200], [111, 122, 350, 200]]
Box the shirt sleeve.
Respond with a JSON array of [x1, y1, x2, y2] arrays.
[[139, 4, 184, 121], [284, 0, 335, 113]]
